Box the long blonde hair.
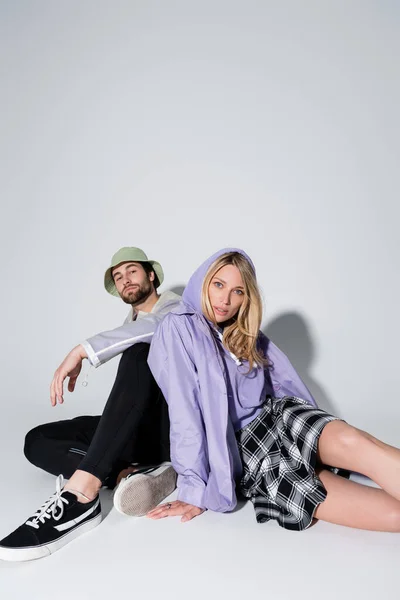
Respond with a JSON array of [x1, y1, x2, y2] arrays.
[[201, 252, 267, 370]]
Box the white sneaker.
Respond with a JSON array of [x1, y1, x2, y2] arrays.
[[113, 463, 177, 517]]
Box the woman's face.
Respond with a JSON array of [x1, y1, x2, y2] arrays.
[[208, 264, 245, 323]]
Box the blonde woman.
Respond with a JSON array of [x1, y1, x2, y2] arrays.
[[147, 248, 400, 531]]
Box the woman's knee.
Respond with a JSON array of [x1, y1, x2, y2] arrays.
[[325, 421, 366, 450], [23, 425, 44, 464], [319, 421, 371, 464], [338, 424, 366, 452], [386, 505, 400, 532]]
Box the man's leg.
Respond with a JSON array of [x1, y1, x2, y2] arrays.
[[63, 342, 170, 499], [0, 343, 172, 562], [24, 415, 101, 479], [25, 342, 169, 495]]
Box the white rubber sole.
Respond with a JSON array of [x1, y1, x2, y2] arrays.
[[0, 513, 102, 562], [114, 463, 177, 517]]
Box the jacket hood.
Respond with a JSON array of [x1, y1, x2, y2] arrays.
[[181, 248, 256, 314]]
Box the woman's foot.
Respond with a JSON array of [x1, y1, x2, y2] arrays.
[[0, 475, 101, 562]]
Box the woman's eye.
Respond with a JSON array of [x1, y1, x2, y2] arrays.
[[234, 289, 244, 295], [213, 282, 223, 288]]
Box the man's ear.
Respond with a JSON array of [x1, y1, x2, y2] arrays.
[[149, 271, 155, 282]]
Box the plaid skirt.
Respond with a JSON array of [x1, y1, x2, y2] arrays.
[[237, 396, 340, 531]]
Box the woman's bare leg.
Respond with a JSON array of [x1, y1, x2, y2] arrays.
[[314, 469, 400, 531], [317, 420, 400, 501]]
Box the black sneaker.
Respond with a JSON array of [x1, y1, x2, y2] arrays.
[[0, 475, 102, 562]]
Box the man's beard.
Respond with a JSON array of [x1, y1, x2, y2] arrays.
[[121, 279, 153, 306]]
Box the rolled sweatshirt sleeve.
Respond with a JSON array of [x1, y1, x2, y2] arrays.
[[83, 314, 161, 367], [148, 317, 210, 509], [82, 292, 180, 367]]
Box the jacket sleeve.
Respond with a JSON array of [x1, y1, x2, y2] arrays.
[[82, 297, 179, 367], [148, 316, 210, 509], [260, 334, 317, 407]]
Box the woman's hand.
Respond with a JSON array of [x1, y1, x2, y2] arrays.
[[147, 500, 205, 523]]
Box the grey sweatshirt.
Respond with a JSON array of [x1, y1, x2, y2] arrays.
[[81, 290, 181, 367]]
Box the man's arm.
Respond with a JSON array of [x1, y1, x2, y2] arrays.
[[83, 292, 181, 366], [49, 292, 181, 405], [83, 313, 162, 367], [50, 316, 161, 406]]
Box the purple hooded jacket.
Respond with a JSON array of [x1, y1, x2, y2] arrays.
[[148, 248, 317, 513]]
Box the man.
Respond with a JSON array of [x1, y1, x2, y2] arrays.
[[0, 247, 181, 562]]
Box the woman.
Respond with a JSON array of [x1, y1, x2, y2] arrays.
[[147, 248, 400, 531]]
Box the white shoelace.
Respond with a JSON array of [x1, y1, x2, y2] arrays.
[[26, 475, 69, 530]]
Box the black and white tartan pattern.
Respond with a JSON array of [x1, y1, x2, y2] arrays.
[[237, 396, 340, 531]]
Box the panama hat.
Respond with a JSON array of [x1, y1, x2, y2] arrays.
[[104, 247, 164, 297]]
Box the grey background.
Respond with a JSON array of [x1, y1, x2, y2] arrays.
[[0, 1, 399, 598]]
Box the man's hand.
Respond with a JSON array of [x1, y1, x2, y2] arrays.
[[146, 500, 205, 523], [50, 344, 88, 406]]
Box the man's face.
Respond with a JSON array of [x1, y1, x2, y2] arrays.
[[112, 262, 154, 306]]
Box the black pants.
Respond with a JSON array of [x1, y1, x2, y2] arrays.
[[24, 343, 170, 488]]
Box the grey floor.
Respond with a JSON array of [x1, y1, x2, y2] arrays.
[[0, 441, 399, 600]]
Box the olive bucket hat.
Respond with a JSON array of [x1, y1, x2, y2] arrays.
[[104, 247, 164, 297]]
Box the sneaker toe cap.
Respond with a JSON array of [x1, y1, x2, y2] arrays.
[[0, 525, 38, 549]]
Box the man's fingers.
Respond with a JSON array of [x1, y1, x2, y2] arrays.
[[50, 348, 85, 406], [68, 377, 77, 393], [50, 370, 63, 405], [56, 372, 65, 404], [50, 378, 57, 406]]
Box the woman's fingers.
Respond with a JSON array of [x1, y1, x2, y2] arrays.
[[147, 501, 184, 518], [147, 501, 204, 522], [146, 502, 173, 517], [181, 507, 204, 522], [181, 510, 195, 523], [147, 502, 181, 519]]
